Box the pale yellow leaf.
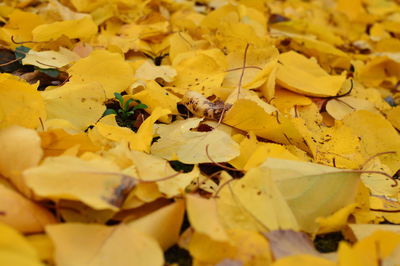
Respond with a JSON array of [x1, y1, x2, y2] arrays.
[[128, 200, 185, 250], [261, 158, 360, 233], [151, 118, 240, 164], [186, 194, 229, 242], [46, 223, 163, 266]]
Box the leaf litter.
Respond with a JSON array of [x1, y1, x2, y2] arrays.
[[1, 0, 400, 265]]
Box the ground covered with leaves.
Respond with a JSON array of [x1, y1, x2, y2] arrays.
[[1, 0, 400, 265]]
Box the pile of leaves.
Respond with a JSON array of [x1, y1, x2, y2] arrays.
[[1, 0, 400, 265]]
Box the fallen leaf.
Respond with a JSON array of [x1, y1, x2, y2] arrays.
[[46, 223, 164, 266], [32, 16, 97, 42], [128, 200, 185, 250], [41, 81, 106, 131], [22, 48, 80, 69], [217, 166, 299, 232], [261, 158, 360, 232], [0, 126, 42, 196], [188, 229, 272, 266], [316, 203, 358, 234], [134, 61, 177, 82], [24, 156, 135, 210], [0, 183, 56, 233], [338, 231, 400, 266], [0, 74, 46, 129], [342, 110, 400, 172], [68, 50, 134, 98], [276, 51, 346, 97], [186, 194, 229, 242], [0, 222, 44, 266], [273, 254, 336, 266], [151, 118, 240, 164]]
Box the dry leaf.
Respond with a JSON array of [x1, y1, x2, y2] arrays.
[[0, 222, 44, 266], [46, 223, 164, 266], [151, 118, 240, 164], [0, 74, 46, 129]]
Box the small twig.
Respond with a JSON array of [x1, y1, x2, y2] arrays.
[[226, 65, 262, 72], [361, 151, 397, 169], [35, 60, 58, 68], [141, 171, 184, 183], [237, 43, 250, 100], [11, 35, 48, 44], [341, 169, 398, 187], [0, 57, 21, 67], [178, 31, 193, 48], [310, 79, 354, 99], [369, 208, 400, 213], [38, 117, 45, 131], [205, 144, 243, 172], [213, 178, 236, 198]]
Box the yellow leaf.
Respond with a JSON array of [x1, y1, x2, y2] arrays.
[[170, 49, 226, 97], [342, 110, 400, 172], [338, 231, 400, 266], [357, 57, 400, 87], [132, 81, 180, 123], [188, 229, 272, 266], [336, 0, 365, 21], [383, 245, 400, 266], [229, 132, 260, 170], [41, 82, 106, 130], [0, 183, 56, 233], [217, 167, 299, 232], [223, 46, 278, 90], [0, 126, 42, 196], [276, 51, 346, 97], [223, 99, 282, 142], [0, 74, 46, 129], [316, 203, 358, 234], [261, 158, 360, 233], [0, 10, 44, 48], [151, 118, 240, 164], [349, 224, 400, 241], [243, 143, 300, 171], [68, 50, 134, 98], [326, 96, 378, 120], [186, 194, 229, 242], [225, 86, 277, 114], [134, 61, 177, 82], [32, 16, 97, 42], [128, 150, 199, 197], [69, 0, 107, 12], [386, 105, 400, 131], [273, 255, 336, 266], [39, 128, 100, 157], [46, 223, 163, 266], [24, 156, 135, 210], [0, 222, 44, 266], [288, 35, 350, 69], [293, 104, 365, 169], [271, 89, 312, 114], [96, 108, 170, 153], [22, 48, 80, 69], [128, 200, 185, 250], [26, 234, 54, 263], [361, 157, 398, 198]]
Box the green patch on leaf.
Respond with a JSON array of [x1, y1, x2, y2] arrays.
[[103, 92, 148, 130]]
